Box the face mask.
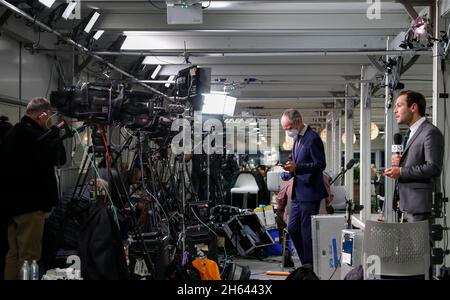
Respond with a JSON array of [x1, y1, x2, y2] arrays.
[[286, 129, 299, 138]]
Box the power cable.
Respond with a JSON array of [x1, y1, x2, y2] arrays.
[[147, 0, 166, 10]]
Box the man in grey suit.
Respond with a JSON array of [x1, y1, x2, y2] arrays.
[[384, 90, 444, 222]]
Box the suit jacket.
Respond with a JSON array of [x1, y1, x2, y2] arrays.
[[291, 126, 327, 203], [398, 119, 444, 214]]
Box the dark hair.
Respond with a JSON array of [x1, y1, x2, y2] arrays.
[[399, 90, 426, 116], [0, 115, 8, 122]]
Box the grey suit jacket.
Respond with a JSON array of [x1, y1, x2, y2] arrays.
[[398, 119, 444, 214]]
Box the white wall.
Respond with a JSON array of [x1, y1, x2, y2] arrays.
[[0, 33, 58, 123]]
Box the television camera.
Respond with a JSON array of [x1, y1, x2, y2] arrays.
[[49, 83, 186, 131]]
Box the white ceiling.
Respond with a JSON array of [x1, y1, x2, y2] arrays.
[[2, 0, 442, 131]]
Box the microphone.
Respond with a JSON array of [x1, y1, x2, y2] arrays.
[[392, 133, 403, 167], [392, 133, 403, 155], [345, 159, 356, 170]]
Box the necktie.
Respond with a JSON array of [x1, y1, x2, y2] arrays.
[[403, 129, 411, 148]]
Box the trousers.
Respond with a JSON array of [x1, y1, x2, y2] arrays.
[[287, 200, 320, 267], [4, 211, 45, 280]]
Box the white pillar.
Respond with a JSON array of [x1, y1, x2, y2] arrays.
[[338, 114, 343, 170], [360, 66, 372, 222], [433, 0, 444, 130], [333, 109, 341, 175], [432, 0, 450, 269], [326, 118, 333, 174], [345, 96, 354, 202]]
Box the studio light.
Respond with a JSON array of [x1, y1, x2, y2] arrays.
[[39, 0, 56, 8], [151, 65, 162, 79], [62, 1, 78, 20], [84, 10, 100, 33], [202, 92, 236, 116]]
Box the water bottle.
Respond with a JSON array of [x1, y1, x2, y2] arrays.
[[31, 260, 39, 280], [20, 260, 30, 280]]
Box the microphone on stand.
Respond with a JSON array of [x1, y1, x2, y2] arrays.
[[330, 159, 357, 185], [345, 159, 356, 170]]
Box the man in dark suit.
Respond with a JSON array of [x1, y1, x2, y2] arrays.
[[281, 109, 327, 266], [384, 90, 444, 222]]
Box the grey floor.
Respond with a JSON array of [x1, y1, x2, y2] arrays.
[[231, 255, 301, 280]]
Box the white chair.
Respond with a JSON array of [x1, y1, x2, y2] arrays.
[[330, 185, 347, 211], [266, 171, 283, 192], [231, 172, 259, 209], [363, 220, 430, 280]]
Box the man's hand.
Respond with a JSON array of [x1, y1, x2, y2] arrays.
[[283, 160, 296, 173], [384, 167, 401, 179], [391, 154, 402, 167]]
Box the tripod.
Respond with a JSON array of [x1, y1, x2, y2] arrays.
[[70, 125, 157, 279]]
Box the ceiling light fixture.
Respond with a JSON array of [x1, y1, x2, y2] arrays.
[[39, 0, 56, 8], [151, 65, 162, 79], [84, 10, 100, 33], [371, 122, 379, 140], [93, 30, 104, 40], [62, 1, 78, 19], [165, 75, 175, 88]]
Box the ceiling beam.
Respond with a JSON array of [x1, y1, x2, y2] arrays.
[[69, 12, 412, 31]]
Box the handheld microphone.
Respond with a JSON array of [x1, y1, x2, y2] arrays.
[[392, 133, 403, 167], [392, 133, 403, 155]]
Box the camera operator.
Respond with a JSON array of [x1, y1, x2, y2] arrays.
[[1, 97, 66, 280]]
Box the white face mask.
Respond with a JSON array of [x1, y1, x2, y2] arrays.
[[286, 129, 299, 138]]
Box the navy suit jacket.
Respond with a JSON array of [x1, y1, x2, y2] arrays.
[[290, 126, 328, 203]]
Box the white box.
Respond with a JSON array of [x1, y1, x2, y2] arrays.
[[311, 214, 347, 280]]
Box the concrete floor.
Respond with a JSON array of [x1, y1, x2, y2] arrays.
[[231, 255, 300, 280]]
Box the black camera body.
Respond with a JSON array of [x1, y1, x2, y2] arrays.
[[50, 83, 158, 129]]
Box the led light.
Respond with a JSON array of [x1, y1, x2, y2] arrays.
[[165, 75, 175, 87], [39, 0, 56, 8], [93, 30, 104, 40], [84, 11, 100, 34], [62, 1, 78, 19], [151, 65, 162, 79]]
